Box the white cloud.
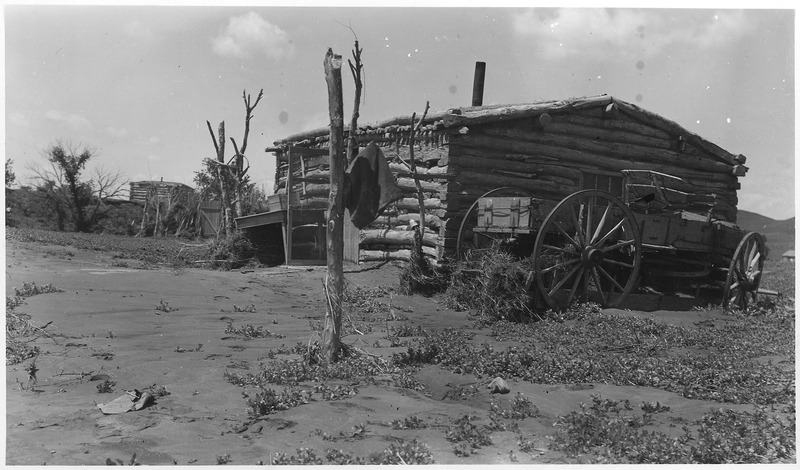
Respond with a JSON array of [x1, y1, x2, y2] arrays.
[[105, 126, 129, 138], [9, 112, 30, 127], [211, 11, 294, 59], [512, 8, 754, 61], [147, 136, 161, 145], [146, 154, 161, 162], [44, 109, 92, 130]]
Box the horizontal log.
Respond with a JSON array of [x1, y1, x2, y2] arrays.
[[553, 112, 672, 140], [369, 213, 444, 230], [360, 229, 438, 247], [449, 145, 582, 180], [387, 162, 450, 179], [613, 99, 739, 166], [479, 125, 733, 175], [396, 177, 445, 193], [394, 197, 445, 211], [542, 121, 675, 151], [457, 169, 577, 199], [442, 95, 613, 128], [456, 133, 738, 184], [359, 246, 437, 262]]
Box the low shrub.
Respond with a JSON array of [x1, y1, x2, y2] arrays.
[[206, 230, 257, 270]]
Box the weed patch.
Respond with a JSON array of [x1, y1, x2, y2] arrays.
[[233, 304, 257, 313], [445, 415, 493, 457], [398, 311, 794, 405], [224, 321, 285, 340], [549, 394, 795, 463]]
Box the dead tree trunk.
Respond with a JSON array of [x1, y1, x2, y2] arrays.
[[206, 120, 232, 237], [347, 40, 363, 162], [322, 48, 345, 363], [229, 89, 263, 219]]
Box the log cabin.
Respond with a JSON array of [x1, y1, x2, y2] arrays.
[[257, 94, 747, 265]]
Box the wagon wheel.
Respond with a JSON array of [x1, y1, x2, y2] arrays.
[[533, 190, 642, 309], [456, 187, 535, 259], [722, 232, 764, 310]]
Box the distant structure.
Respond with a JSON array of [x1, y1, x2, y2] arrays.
[[129, 179, 192, 203], [782, 250, 795, 261]]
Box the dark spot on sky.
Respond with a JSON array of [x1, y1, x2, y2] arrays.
[[639, 33, 645, 39], [636, 60, 645, 71], [635, 94, 643, 102], [278, 111, 289, 124], [449, 84, 458, 94], [637, 25, 645, 33]]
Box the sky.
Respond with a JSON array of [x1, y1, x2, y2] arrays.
[[3, 3, 796, 220]]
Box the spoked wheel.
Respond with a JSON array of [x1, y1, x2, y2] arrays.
[[722, 232, 764, 310], [456, 187, 534, 259], [533, 190, 642, 309]]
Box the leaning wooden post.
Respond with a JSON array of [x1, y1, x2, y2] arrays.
[[322, 48, 345, 363], [408, 101, 430, 265]]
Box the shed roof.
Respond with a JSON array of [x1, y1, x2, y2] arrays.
[[270, 94, 744, 167]]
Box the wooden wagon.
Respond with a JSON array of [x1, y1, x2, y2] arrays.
[[456, 169, 764, 310]]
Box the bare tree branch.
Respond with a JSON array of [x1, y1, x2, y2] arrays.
[[206, 121, 220, 157]]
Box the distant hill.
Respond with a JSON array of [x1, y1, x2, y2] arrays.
[[737, 210, 795, 260]]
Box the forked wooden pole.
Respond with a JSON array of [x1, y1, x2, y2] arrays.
[[322, 48, 345, 363]]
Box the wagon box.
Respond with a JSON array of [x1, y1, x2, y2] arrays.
[[474, 197, 550, 233]]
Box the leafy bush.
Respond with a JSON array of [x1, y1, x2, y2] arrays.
[[245, 388, 312, 419], [490, 392, 539, 420]]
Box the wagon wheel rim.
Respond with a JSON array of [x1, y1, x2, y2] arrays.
[[722, 232, 764, 310], [533, 190, 642, 309], [455, 187, 535, 259]]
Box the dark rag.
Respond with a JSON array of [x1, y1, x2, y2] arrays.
[[345, 142, 402, 229]]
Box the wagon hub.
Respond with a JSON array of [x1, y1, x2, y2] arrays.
[[582, 247, 605, 266]]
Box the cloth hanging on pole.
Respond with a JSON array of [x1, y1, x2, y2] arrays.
[[344, 142, 402, 229]]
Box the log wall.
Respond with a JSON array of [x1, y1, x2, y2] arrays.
[[270, 96, 743, 264], [272, 126, 451, 263]]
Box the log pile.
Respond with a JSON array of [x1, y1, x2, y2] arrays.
[[268, 94, 746, 263]]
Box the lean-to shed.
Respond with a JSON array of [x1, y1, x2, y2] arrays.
[[264, 94, 747, 264]]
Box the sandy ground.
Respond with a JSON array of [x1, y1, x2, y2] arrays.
[[3, 237, 784, 465]]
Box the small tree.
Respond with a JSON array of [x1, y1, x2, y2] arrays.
[[31, 140, 126, 232], [6, 159, 16, 191], [48, 142, 93, 231]]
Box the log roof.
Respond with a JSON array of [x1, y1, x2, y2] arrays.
[[269, 94, 745, 167]]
